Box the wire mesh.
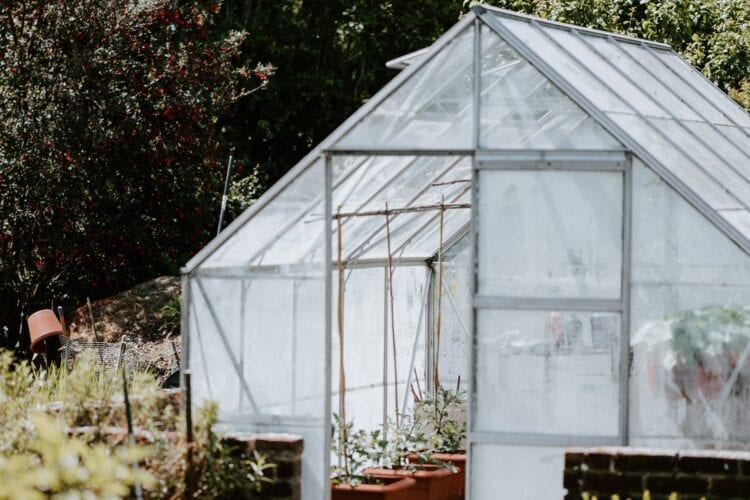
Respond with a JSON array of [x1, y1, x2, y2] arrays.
[[60, 336, 151, 377]]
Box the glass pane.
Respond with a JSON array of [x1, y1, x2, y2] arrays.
[[479, 26, 621, 149], [610, 113, 743, 211], [683, 122, 750, 180], [477, 170, 623, 299], [204, 159, 326, 268], [475, 309, 621, 436], [619, 44, 731, 126], [433, 233, 471, 389], [336, 26, 474, 150], [581, 36, 701, 122], [654, 51, 750, 129], [492, 15, 629, 114], [471, 445, 565, 499], [646, 118, 750, 204], [630, 160, 750, 448]]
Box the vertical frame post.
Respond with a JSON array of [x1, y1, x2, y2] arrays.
[[383, 266, 390, 434], [619, 153, 633, 445], [467, 16, 481, 500], [324, 153, 334, 500]]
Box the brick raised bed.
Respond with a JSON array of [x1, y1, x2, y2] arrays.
[[565, 446, 750, 500]]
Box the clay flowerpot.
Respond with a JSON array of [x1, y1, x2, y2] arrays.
[[364, 465, 460, 500], [332, 477, 417, 500], [27, 309, 64, 354], [407, 452, 466, 500]]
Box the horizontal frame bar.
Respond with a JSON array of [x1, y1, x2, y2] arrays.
[[473, 295, 623, 312], [470, 431, 622, 447], [476, 149, 628, 164], [324, 148, 475, 157]]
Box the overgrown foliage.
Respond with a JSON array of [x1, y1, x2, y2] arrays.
[[0, 0, 270, 346], [0, 351, 274, 498]]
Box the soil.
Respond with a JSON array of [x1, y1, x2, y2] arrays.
[[67, 276, 181, 377]]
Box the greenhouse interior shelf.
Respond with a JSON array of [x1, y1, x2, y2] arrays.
[[181, 4, 750, 499]]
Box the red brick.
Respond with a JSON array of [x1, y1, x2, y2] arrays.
[[582, 471, 643, 494], [673, 474, 709, 494], [645, 473, 676, 494], [614, 454, 676, 473], [582, 453, 614, 472], [709, 477, 750, 497], [677, 455, 738, 474]]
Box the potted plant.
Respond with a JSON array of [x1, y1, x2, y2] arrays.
[[332, 414, 462, 500], [361, 413, 461, 500], [331, 416, 417, 500], [633, 306, 750, 403], [409, 385, 467, 500]]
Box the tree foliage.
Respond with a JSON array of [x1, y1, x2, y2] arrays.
[[0, 0, 268, 345]]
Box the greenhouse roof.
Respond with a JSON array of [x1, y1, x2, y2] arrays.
[[185, 5, 750, 274]]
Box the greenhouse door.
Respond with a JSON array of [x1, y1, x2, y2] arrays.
[[470, 154, 630, 498]]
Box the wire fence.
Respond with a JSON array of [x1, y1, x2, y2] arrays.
[[60, 336, 151, 377]]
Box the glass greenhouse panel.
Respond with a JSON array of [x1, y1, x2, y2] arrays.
[[610, 113, 743, 211], [479, 25, 621, 149], [629, 160, 750, 448], [331, 268, 386, 431], [579, 36, 700, 123], [433, 233, 471, 390], [189, 277, 242, 413], [202, 158, 328, 268], [683, 122, 750, 179], [336, 26, 474, 150], [487, 15, 629, 115], [477, 170, 623, 299], [339, 156, 472, 262], [653, 50, 750, 129], [542, 28, 668, 119], [331, 266, 428, 432], [475, 309, 620, 436], [617, 43, 731, 126], [471, 444, 566, 499]]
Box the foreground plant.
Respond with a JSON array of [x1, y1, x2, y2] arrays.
[[0, 350, 275, 498]]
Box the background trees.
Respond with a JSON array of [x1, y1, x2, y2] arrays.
[[0, 1, 267, 348], [1, 0, 748, 351]]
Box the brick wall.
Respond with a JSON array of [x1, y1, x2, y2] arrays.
[[223, 433, 304, 500], [565, 447, 750, 499]]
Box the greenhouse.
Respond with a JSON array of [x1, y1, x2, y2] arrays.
[[182, 4, 750, 499]]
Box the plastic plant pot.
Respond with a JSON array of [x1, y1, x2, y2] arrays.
[[27, 309, 63, 354], [407, 452, 466, 500], [363, 465, 460, 500], [332, 477, 417, 500]]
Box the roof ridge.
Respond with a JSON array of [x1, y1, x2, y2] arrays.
[[476, 3, 672, 50]]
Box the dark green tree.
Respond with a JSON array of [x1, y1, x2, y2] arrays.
[[0, 0, 269, 348]]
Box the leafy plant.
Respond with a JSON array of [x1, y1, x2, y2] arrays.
[[671, 306, 750, 368], [331, 412, 451, 486], [160, 295, 181, 336], [413, 385, 467, 454], [0, 350, 276, 498], [0, 413, 153, 500]]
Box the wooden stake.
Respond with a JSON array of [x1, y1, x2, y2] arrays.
[[184, 370, 194, 499], [434, 198, 446, 393], [384, 203, 399, 426], [336, 212, 350, 481]]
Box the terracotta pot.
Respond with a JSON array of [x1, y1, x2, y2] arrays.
[[407, 452, 466, 500], [332, 477, 417, 500], [27, 309, 63, 354], [364, 465, 460, 500]]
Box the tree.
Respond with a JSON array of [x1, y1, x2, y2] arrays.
[[0, 0, 269, 347]]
